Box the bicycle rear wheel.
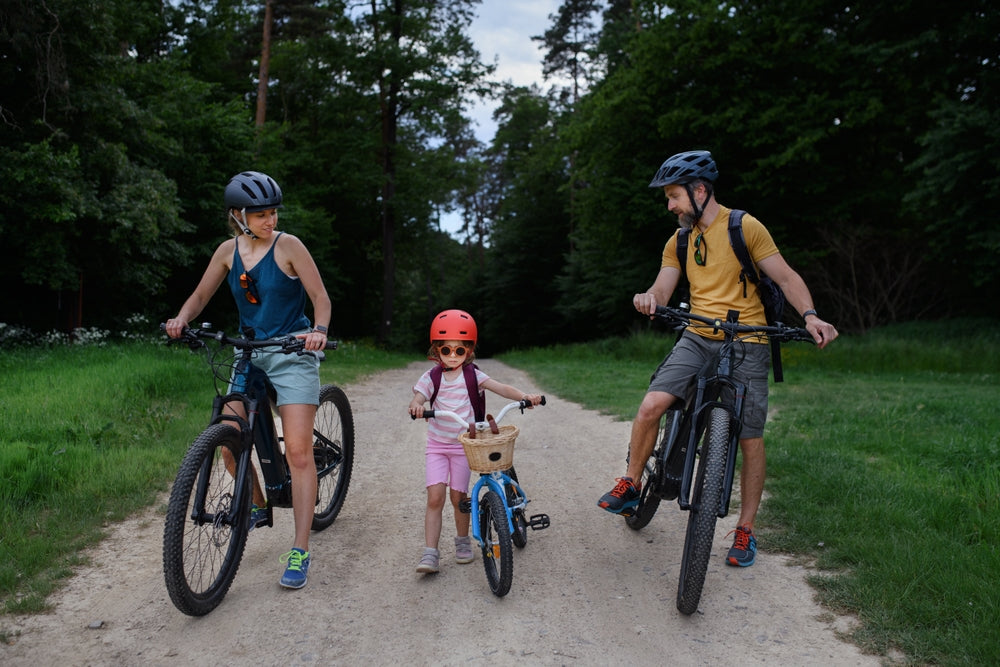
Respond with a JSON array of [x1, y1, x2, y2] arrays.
[[676, 406, 729, 615], [626, 410, 679, 530], [163, 424, 250, 616], [311, 384, 355, 530], [479, 489, 514, 596]]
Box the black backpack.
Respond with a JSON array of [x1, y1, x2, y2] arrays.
[[427, 363, 486, 421], [675, 209, 788, 381]]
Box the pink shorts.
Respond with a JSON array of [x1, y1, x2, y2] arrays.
[[425, 438, 472, 493]]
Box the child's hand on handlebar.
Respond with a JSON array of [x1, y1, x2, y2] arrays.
[[407, 397, 427, 419], [521, 394, 544, 408]]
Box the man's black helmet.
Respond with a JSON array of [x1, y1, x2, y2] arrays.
[[648, 150, 718, 188], [224, 171, 283, 212]]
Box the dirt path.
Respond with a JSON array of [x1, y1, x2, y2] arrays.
[[2, 361, 879, 666]]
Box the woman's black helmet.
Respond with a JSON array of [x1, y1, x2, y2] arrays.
[[648, 150, 718, 188], [224, 171, 283, 212]]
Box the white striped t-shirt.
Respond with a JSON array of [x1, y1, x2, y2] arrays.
[[414, 365, 490, 444]]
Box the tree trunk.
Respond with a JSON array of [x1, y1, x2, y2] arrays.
[[255, 0, 274, 128], [376, 0, 403, 345]]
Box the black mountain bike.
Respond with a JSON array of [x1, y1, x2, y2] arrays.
[[161, 325, 355, 616], [623, 306, 813, 615]]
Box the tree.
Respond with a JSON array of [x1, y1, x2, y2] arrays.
[[349, 0, 494, 345]]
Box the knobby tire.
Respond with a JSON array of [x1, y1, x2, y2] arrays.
[[311, 384, 355, 530], [163, 424, 250, 616], [676, 406, 729, 615], [479, 489, 514, 597]]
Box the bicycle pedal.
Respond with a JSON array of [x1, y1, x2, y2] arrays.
[[528, 513, 550, 530], [458, 498, 472, 514]]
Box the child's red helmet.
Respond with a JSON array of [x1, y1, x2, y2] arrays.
[[429, 309, 477, 346]]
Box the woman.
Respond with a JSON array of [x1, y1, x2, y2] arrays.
[[165, 171, 331, 589]]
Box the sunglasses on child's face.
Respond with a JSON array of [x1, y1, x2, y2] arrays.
[[438, 345, 468, 357]]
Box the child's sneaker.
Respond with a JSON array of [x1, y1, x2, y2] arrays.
[[416, 547, 440, 574], [279, 548, 310, 589], [455, 536, 474, 564], [249, 503, 269, 532], [597, 477, 641, 514], [726, 525, 757, 567]]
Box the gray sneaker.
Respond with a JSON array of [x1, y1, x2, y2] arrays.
[[455, 536, 474, 564], [416, 547, 440, 574]]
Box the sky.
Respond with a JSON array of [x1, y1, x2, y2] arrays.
[[465, 0, 561, 142], [437, 0, 562, 232]]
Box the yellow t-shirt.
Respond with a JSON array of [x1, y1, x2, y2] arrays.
[[661, 206, 780, 341]]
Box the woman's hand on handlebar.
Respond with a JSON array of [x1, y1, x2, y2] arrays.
[[295, 329, 328, 352], [164, 318, 188, 339]]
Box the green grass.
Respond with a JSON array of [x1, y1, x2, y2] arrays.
[[0, 338, 411, 615], [500, 319, 1000, 665]]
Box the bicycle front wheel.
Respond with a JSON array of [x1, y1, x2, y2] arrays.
[[163, 424, 251, 616], [676, 406, 729, 615], [479, 489, 514, 596], [312, 384, 355, 530]]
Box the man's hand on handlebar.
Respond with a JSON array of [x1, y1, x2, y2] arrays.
[[633, 292, 659, 317], [804, 317, 838, 350]]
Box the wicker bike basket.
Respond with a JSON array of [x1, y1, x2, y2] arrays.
[[459, 424, 519, 473]]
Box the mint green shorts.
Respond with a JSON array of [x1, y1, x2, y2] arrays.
[[228, 340, 321, 407]]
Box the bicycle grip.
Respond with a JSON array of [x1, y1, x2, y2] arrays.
[[411, 410, 435, 420]]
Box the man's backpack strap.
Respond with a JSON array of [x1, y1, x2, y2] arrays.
[[727, 209, 759, 298], [428, 363, 486, 421], [727, 209, 784, 382]]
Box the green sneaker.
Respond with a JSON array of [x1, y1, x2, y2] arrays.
[[279, 548, 310, 589]]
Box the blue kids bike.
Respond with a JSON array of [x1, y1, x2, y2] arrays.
[[415, 398, 549, 596]]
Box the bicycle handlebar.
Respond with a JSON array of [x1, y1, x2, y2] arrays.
[[160, 324, 338, 356], [652, 306, 815, 344], [411, 397, 546, 429]]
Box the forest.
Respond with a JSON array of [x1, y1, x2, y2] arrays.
[[2, 0, 997, 353]]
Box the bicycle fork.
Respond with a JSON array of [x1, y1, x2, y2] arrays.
[[462, 473, 549, 546], [676, 376, 745, 519]]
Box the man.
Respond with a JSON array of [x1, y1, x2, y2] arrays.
[[597, 150, 838, 567]]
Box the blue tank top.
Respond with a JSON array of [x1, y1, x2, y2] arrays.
[[227, 232, 310, 339]]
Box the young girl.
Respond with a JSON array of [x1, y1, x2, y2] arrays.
[[407, 309, 542, 574]]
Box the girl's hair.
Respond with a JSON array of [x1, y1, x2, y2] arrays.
[[427, 341, 476, 367]]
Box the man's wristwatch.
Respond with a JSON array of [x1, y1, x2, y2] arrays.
[[313, 325, 328, 334], [801, 309, 818, 319]]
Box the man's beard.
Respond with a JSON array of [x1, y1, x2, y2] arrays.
[[677, 211, 696, 229]]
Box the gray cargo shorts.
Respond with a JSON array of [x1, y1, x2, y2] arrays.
[[647, 331, 771, 438]]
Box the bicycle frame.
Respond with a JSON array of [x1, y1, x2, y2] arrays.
[[647, 312, 750, 520], [209, 363, 294, 509], [468, 470, 527, 547]]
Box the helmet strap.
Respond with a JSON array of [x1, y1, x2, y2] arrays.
[[685, 181, 713, 225], [230, 208, 258, 240]]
